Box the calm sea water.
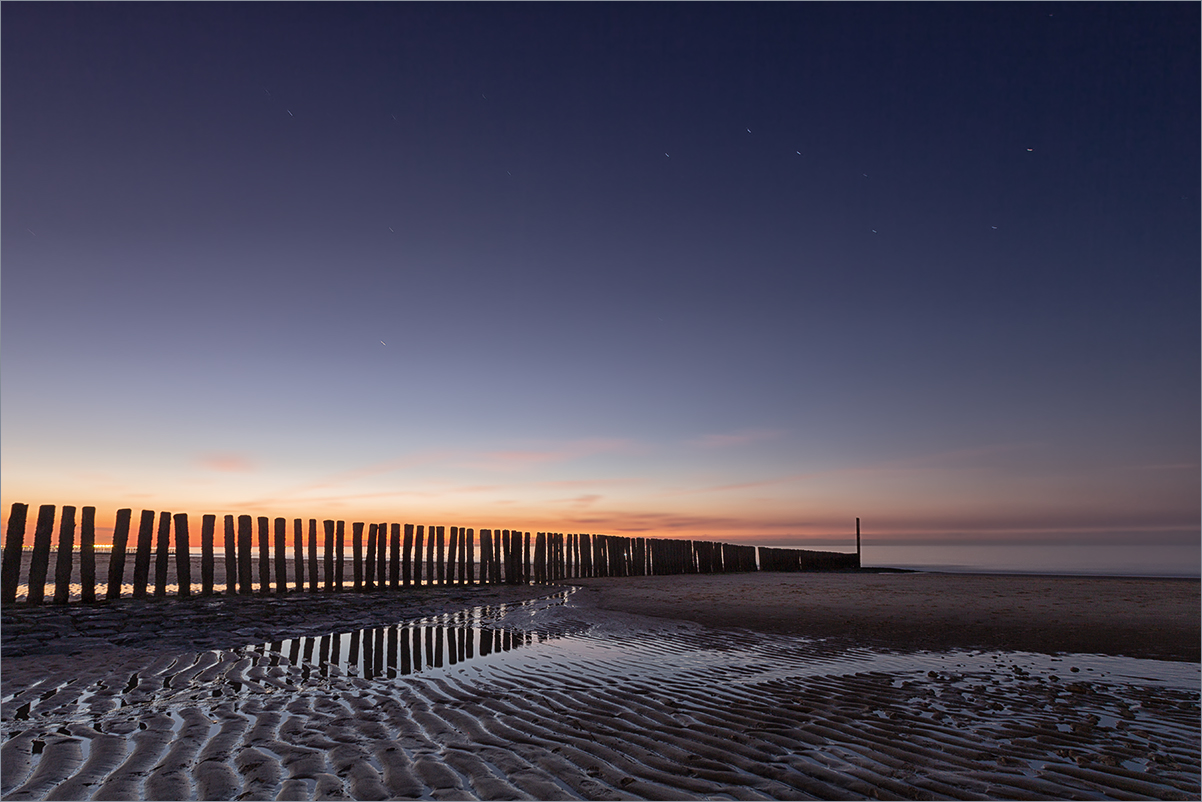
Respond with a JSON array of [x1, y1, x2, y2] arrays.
[[863, 543, 1201, 577]]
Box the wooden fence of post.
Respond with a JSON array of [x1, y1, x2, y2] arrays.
[[52, 506, 77, 605], [389, 524, 400, 588], [354, 522, 365, 591], [436, 526, 446, 585], [79, 507, 97, 603], [403, 524, 414, 586], [236, 515, 253, 593], [26, 505, 56, 605], [174, 513, 191, 597], [272, 518, 287, 593], [153, 511, 171, 597], [414, 525, 424, 586], [447, 526, 458, 585], [292, 519, 304, 592], [426, 525, 436, 585], [201, 515, 215, 595], [106, 508, 132, 600], [466, 528, 474, 585], [1, 502, 29, 604], [131, 510, 155, 599], [224, 515, 237, 595]]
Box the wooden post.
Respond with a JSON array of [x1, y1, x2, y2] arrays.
[[201, 515, 216, 595], [403, 524, 414, 586], [174, 513, 191, 597], [436, 526, 445, 585], [458, 527, 467, 585], [292, 519, 304, 592], [237, 515, 254, 594], [375, 522, 386, 588], [131, 510, 155, 599], [335, 521, 346, 590], [426, 525, 436, 585], [493, 529, 502, 583], [26, 505, 56, 605], [479, 530, 491, 584], [390, 523, 400, 588], [53, 506, 77, 604], [79, 507, 97, 603], [354, 522, 365, 590], [466, 528, 474, 585], [224, 515, 237, 595], [106, 508, 132, 600], [414, 525, 425, 585], [154, 511, 171, 597], [308, 519, 319, 591], [1, 502, 29, 604], [273, 517, 287, 593], [447, 526, 458, 585], [500, 530, 510, 584], [256, 517, 270, 594], [534, 532, 544, 583]]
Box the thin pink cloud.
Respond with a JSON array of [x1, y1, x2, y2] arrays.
[[463, 437, 645, 472], [197, 452, 256, 472], [688, 429, 786, 448]]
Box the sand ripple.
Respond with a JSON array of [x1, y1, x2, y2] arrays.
[[3, 589, 1198, 800]]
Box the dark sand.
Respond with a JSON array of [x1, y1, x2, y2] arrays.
[[2, 572, 1198, 800]]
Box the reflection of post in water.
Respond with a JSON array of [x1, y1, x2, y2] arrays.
[[424, 626, 433, 668], [319, 634, 331, 673], [349, 629, 361, 673], [374, 627, 385, 677], [270, 642, 282, 667], [433, 626, 443, 667], [289, 638, 301, 666], [387, 626, 398, 678], [411, 625, 421, 670], [302, 636, 315, 664], [363, 628, 375, 679], [330, 632, 340, 666]]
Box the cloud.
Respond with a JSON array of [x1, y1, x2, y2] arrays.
[[197, 452, 255, 472], [461, 438, 644, 472], [687, 429, 786, 449]]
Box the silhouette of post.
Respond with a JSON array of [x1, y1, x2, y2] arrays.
[[238, 515, 254, 594], [335, 521, 345, 590], [307, 519, 318, 591], [436, 526, 445, 585], [273, 517, 287, 593], [292, 519, 304, 592], [26, 505, 56, 605], [105, 508, 132, 600], [856, 517, 861, 568], [79, 507, 97, 603], [53, 506, 77, 604], [224, 515, 237, 595], [354, 522, 365, 590], [132, 510, 155, 599], [153, 511, 171, 597], [447, 526, 457, 585], [201, 514, 216, 595], [390, 524, 400, 588], [1, 503, 29, 604], [174, 513, 191, 597]]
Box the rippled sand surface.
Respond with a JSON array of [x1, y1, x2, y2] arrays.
[[2, 579, 1199, 800]]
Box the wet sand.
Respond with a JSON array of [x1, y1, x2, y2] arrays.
[[2, 573, 1199, 800]]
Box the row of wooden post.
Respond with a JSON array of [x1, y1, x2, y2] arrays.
[[1, 503, 859, 605]]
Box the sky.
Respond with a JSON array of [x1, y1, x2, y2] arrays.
[[2, 3, 1198, 570]]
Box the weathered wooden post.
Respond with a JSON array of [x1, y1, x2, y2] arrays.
[[237, 515, 254, 594], [292, 519, 304, 592], [335, 521, 346, 590], [436, 526, 446, 585], [534, 532, 545, 583], [479, 529, 491, 583], [402, 524, 414, 586], [174, 513, 191, 597], [354, 522, 365, 590], [390, 523, 400, 588], [307, 519, 318, 591], [414, 525, 425, 585], [493, 530, 502, 583], [458, 527, 467, 584], [52, 506, 77, 604], [200, 515, 216, 595], [375, 522, 387, 588], [426, 525, 436, 585], [131, 510, 155, 599], [106, 508, 132, 600], [466, 528, 475, 585], [224, 515, 237, 595], [255, 517, 271, 594], [447, 526, 458, 585], [154, 511, 172, 597], [273, 517, 287, 593], [79, 507, 97, 603], [1, 502, 29, 604], [26, 505, 56, 605]]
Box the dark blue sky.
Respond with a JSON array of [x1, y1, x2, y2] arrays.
[[3, 3, 1198, 563]]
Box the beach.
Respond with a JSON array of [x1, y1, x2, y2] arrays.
[[2, 572, 1198, 800]]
